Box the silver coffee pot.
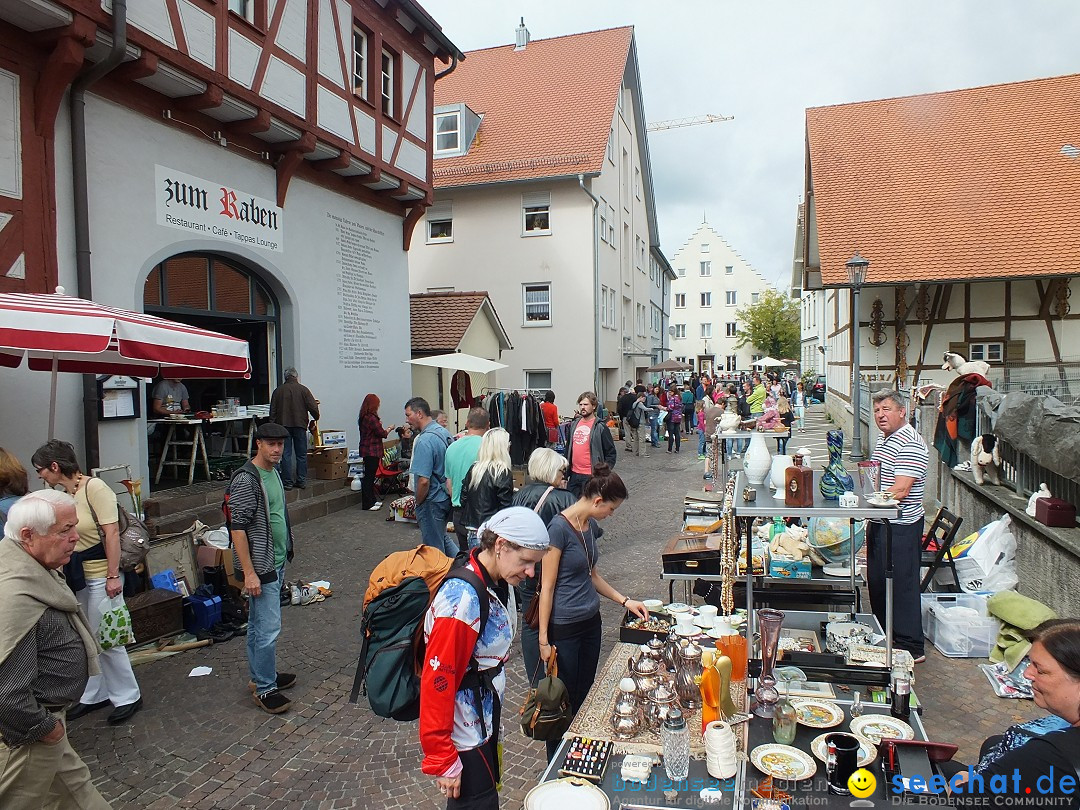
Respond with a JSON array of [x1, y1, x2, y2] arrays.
[[610, 677, 645, 740], [675, 639, 704, 710]]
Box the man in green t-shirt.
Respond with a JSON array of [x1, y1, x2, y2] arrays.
[[228, 422, 296, 714], [443, 407, 489, 551]]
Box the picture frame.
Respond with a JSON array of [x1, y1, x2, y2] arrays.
[[177, 577, 191, 598]]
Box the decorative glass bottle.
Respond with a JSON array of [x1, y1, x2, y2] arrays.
[[785, 454, 815, 507], [819, 429, 855, 500], [753, 608, 786, 717], [771, 682, 797, 744], [662, 707, 690, 781]]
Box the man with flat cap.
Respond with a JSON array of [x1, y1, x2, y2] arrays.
[[0, 488, 111, 809], [227, 422, 297, 714]]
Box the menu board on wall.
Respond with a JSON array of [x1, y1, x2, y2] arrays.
[[329, 212, 384, 369]]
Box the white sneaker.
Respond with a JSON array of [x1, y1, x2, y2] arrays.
[[368, 501, 383, 511], [290, 584, 301, 606]]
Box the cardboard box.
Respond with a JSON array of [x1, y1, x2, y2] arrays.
[[312, 461, 349, 480], [512, 469, 526, 489], [769, 556, 812, 579], [348, 462, 365, 478], [320, 429, 347, 447], [308, 447, 347, 464]]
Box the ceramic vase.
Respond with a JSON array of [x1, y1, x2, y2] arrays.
[[769, 454, 793, 491], [819, 429, 855, 501], [744, 430, 772, 485], [753, 608, 786, 718]]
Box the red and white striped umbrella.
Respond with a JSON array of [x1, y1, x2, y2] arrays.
[[0, 287, 251, 436]]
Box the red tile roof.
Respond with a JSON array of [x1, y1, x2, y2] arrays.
[[410, 291, 508, 353], [806, 73, 1080, 285], [432, 27, 633, 188]]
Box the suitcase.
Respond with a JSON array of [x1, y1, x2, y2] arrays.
[[661, 532, 722, 575], [1034, 497, 1077, 528]]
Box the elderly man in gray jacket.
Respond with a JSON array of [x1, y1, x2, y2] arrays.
[[269, 367, 320, 490]]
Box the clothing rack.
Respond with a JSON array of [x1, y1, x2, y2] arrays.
[[480, 386, 547, 396]]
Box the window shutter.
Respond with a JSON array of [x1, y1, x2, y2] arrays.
[[522, 191, 550, 209], [427, 201, 452, 221], [1005, 340, 1025, 364]]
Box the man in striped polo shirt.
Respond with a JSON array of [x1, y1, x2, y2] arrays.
[[868, 389, 929, 662]]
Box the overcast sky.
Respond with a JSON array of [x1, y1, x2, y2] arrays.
[[420, 0, 1080, 286]]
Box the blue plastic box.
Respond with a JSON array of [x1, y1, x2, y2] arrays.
[[151, 569, 180, 593], [183, 594, 222, 634]]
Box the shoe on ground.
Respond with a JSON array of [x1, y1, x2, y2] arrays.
[[66, 699, 111, 721], [283, 483, 294, 491], [107, 697, 143, 725], [913, 654, 927, 664], [298, 585, 324, 605], [290, 584, 301, 606], [248, 673, 297, 692], [253, 689, 292, 714], [368, 501, 383, 511], [697, 454, 707, 460], [295, 481, 306, 489]]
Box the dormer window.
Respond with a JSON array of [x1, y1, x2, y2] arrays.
[[435, 112, 460, 154]]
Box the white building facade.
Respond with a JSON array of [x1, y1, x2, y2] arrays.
[[669, 222, 771, 376]]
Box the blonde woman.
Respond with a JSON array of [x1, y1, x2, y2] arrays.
[[459, 427, 514, 548]]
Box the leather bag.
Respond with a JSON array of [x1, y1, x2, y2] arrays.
[[519, 649, 573, 741]]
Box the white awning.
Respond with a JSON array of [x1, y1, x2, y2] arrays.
[[405, 352, 507, 374]]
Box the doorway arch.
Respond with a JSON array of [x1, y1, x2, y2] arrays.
[[144, 252, 281, 409]]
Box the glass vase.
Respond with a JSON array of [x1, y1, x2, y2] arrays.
[[819, 429, 855, 501], [753, 608, 786, 718]]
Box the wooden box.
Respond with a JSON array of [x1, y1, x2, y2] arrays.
[[1035, 497, 1077, 528], [661, 532, 722, 576], [126, 588, 184, 645]]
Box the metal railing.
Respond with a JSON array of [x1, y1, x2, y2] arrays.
[[985, 366, 1080, 406]]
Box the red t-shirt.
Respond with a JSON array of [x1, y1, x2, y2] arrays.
[[540, 401, 559, 429], [570, 418, 595, 474]]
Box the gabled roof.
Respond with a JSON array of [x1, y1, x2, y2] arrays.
[[806, 73, 1080, 286], [432, 27, 634, 188], [410, 291, 512, 354]]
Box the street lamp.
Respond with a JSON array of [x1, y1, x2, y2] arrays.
[[846, 251, 869, 462]]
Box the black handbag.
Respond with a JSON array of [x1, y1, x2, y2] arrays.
[[519, 651, 573, 741]]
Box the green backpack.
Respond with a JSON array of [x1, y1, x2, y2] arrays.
[[519, 654, 573, 741]]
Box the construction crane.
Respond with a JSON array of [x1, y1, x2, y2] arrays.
[[646, 113, 733, 132]]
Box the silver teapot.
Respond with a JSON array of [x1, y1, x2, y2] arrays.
[[675, 639, 704, 710], [642, 635, 666, 667], [663, 628, 689, 674], [610, 677, 645, 740], [627, 652, 662, 695], [644, 680, 680, 730]]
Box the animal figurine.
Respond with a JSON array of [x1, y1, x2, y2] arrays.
[[1027, 483, 1052, 517], [970, 433, 1002, 485], [942, 351, 991, 378]]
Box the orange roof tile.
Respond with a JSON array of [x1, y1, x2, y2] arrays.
[[806, 73, 1080, 286], [410, 291, 497, 353], [432, 27, 633, 188]]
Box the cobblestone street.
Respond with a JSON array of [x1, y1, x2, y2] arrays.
[[69, 405, 1042, 809]]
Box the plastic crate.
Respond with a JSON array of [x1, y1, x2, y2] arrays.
[[183, 594, 222, 634], [925, 600, 1000, 658], [920, 592, 991, 635]]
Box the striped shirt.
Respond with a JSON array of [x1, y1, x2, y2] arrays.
[[871, 423, 928, 525]]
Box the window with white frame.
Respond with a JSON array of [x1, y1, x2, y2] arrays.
[[425, 201, 453, 243], [351, 25, 368, 97], [640, 241, 646, 272], [752, 292, 760, 304], [725, 265, 733, 275], [600, 287, 609, 328], [726, 355, 737, 371], [607, 204, 616, 245], [608, 288, 616, 327], [701, 322, 712, 339], [651, 305, 662, 332], [599, 197, 608, 244], [622, 149, 630, 210], [636, 303, 646, 336], [434, 111, 459, 154], [673, 323, 686, 339], [674, 293, 686, 308], [726, 322, 738, 337], [677, 267, 685, 277], [634, 167, 641, 199], [700, 261, 711, 277], [968, 342, 1003, 362], [229, 0, 259, 24], [701, 243, 710, 254], [635, 236, 643, 271], [522, 191, 550, 235], [522, 283, 551, 326], [525, 370, 552, 390], [700, 292, 712, 307], [726, 291, 737, 306], [607, 127, 615, 164], [381, 48, 397, 117]]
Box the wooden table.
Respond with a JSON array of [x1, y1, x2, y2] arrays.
[[151, 414, 258, 484]]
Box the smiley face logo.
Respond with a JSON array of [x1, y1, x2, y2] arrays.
[[848, 768, 877, 798]]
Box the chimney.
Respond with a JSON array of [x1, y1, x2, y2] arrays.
[[514, 17, 530, 50]]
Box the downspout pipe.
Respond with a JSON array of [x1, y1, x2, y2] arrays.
[[434, 52, 459, 82], [70, 0, 127, 472], [578, 174, 601, 398]]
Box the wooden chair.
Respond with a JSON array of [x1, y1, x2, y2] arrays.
[[919, 507, 964, 592]]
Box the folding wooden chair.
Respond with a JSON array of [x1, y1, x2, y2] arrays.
[[919, 507, 964, 592]]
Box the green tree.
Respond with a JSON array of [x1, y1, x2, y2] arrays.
[[734, 288, 801, 360]]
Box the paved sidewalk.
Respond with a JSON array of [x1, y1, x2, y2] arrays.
[[68, 404, 1041, 808]]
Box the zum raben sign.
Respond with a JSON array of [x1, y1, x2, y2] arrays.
[[155, 165, 283, 252]]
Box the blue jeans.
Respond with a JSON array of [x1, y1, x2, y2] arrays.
[[416, 497, 458, 556], [248, 564, 284, 695], [697, 428, 706, 456], [279, 426, 308, 486], [649, 415, 660, 447]]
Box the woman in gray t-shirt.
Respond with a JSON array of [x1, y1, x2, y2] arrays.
[[536, 464, 648, 756]]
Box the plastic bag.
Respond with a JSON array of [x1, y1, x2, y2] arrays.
[[963, 514, 1018, 593], [99, 595, 136, 650]]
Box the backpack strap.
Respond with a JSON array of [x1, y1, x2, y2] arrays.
[[445, 564, 501, 741]]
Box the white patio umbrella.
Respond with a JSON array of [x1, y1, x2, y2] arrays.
[[0, 287, 251, 437], [404, 352, 507, 374], [753, 356, 786, 368]]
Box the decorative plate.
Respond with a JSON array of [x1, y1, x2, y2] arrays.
[[750, 744, 817, 781], [524, 777, 610, 810], [866, 492, 898, 508], [850, 714, 915, 744], [791, 698, 844, 728], [822, 563, 861, 577], [810, 733, 878, 767], [666, 602, 691, 613], [676, 626, 701, 637]]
